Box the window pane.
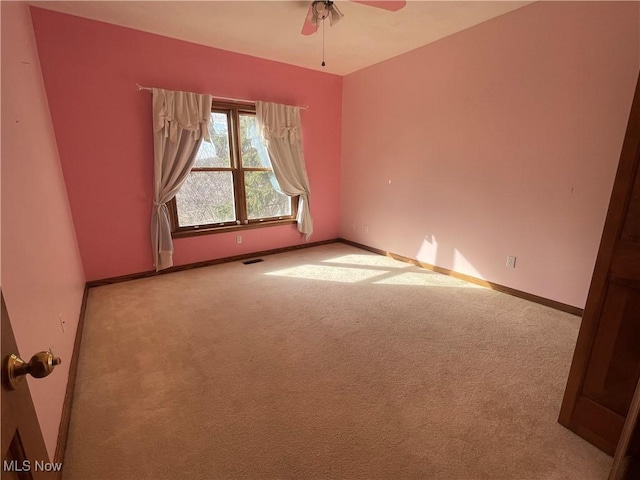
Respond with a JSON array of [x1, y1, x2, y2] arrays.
[[244, 171, 291, 220], [193, 112, 231, 168], [175, 171, 236, 226], [239, 114, 270, 168]]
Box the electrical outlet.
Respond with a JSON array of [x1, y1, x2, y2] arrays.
[[352, 222, 356, 231], [236, 235, 242, 244], [365, 225, 369, 234], [506, 256, 517, 268]]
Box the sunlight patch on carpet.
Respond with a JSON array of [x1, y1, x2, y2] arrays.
[[372, 271, 482, 288], [321, 253, 411, 269], [265, 264, 385, 283]]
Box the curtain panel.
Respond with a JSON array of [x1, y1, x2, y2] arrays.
[[151, 88, 212, 271], [255, 101, 313, 239]]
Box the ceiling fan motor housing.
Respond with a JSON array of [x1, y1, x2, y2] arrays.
[[313, 1, 333, 20], [302, 0, 405, 36]]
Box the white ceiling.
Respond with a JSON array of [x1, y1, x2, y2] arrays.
[[30, 1, 534, 75]]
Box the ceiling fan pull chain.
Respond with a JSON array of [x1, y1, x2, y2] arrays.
[[321, 16, 326, 67]]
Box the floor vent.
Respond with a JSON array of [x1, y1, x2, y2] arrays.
[[242, 258, 264, 265]]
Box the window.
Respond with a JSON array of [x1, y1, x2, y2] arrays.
[[169, 102, 296, 237]]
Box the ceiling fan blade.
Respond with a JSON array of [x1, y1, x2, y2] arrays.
[[301, 4, 317, 35], [350, 1, 406, 12], [329, 3, 344, 26]]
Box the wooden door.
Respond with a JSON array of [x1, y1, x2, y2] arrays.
[[559, 73, 640, 455], [1, 293, 56, 479]]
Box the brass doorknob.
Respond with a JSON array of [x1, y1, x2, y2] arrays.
[[5, 351, 62, 390]]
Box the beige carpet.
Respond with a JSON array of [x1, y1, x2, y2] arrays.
[[63, 243, 611, 479]]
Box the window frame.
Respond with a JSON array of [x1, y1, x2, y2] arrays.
[[169, 101, 297, 238]]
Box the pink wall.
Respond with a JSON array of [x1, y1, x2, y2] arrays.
[[341, 1, 639, 309], [30, 8, 342, 282], [1, 2, 86, 459]]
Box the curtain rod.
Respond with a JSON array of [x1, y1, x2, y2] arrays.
[[136, 84, 309, 111]]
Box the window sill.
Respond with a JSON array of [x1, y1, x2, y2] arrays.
[[171, 219, 297, 239]]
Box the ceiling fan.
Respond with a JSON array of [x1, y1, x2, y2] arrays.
[[301, 0, 407, 35]]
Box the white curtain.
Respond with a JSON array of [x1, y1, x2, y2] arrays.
[[151, 88, 212, 271], [256, 101, 313, 239]]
